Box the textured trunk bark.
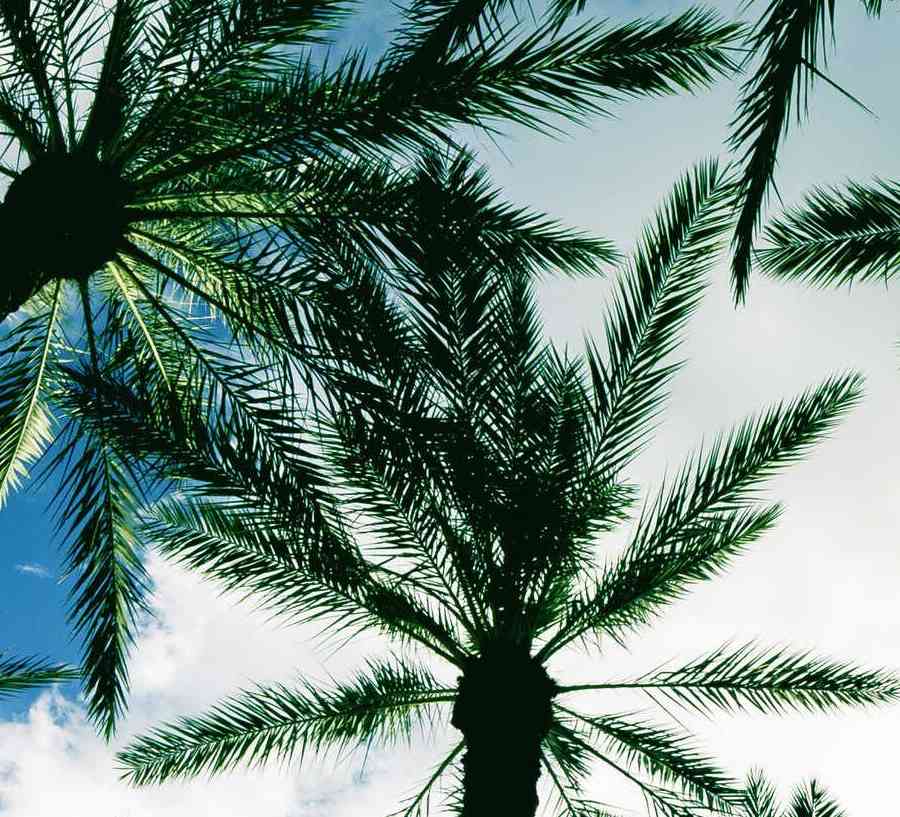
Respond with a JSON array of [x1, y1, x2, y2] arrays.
[[0, 192, 52, 322], [451, 643, 556, 817], [457, 721, 544, 816]]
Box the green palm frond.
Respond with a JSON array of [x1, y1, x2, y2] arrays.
[[0, 653, 80, 697], [744, 769, 780, 817], [48, 412, 150, 738], [728, 0, 841, 299], [860, 0, 883, 14], [558, 706, 741, 812], [390, 741, 466, 817], [759, 178, 900, 285], [787, 779, 846, 817], [443, 9, 739, 131], [540, 371, 860, 658], [654, 641, 900, 715], [542, 505, 780, 660], [543, 721, 714, 817], [742, 770, 847, 817], [558, 642, 900, 717], [118, 656, 454, 785], [0, 282, 62, 506], [385, 6, 739, 132], [585, 159, 734, 479], [541, 746, 625, 817]]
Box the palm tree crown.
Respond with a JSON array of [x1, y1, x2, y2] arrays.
[[81, 160, 898, 816], [0, 0, 743, 733]]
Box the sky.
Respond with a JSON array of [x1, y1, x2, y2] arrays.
[[3, 0, 900, 815]]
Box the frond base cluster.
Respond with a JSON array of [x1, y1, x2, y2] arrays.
[[1, 154, 131, 315]]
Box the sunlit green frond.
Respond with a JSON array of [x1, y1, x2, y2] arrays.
[[728, 0, 839, 299], [0, 282, 61, 506], [114, 0, 350, 160], [616, 641, 900, 717], [558, 707, 742, 812], [759, 178, 900, 285], [0, 652, 79, 698], [118, 657, 454, 785], [586, 159, 733, 478]]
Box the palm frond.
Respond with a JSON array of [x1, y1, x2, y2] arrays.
[[558, 706, 742, 812], [0, 653, 79, 697], [543, 719, 715, 817], [48, 410, 150, 738], [584, 641, 900, 717], [787, 780, 846, 817], [391, 0, 518, 59], [0, 282, 62, 506], [199, 7, 738, 169], [585, 158, 734, 479], [145, 494, 468, 665], [118, 657, 453, 785], [759, 178, 900, 285], [438, 8, 739, 130], [743, 769, 780, 817], [390, 741, 466, 817], [541, 749, 626, 817], [728, 0, 838, 299], [541, 371, 860, 657], [545, 1, 590, 32]]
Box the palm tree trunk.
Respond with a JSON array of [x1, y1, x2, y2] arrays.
[[457, 724, 545, 816], [0, 208, 48, 322], [451, 644, 556, 817]]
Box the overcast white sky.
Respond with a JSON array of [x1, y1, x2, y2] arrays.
[[3, 1, 900, 815]]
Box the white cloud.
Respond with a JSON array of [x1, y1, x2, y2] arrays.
[[13, 563, 50, 579], [0, 552, 459, 817]]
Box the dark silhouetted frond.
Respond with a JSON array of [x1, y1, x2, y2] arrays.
[[728, 0, 851, 299], [759, 178, 900, 285]]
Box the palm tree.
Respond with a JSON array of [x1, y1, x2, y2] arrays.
[[725, 0, 889, 299], [0, 653, 78, 698], [743, 771, 847, 817], [0, 0, 742, 735], [78, 161, 898, 816]]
